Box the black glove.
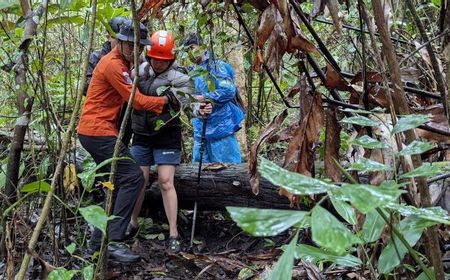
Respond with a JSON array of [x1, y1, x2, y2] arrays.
[[164, 89, 181, 112]]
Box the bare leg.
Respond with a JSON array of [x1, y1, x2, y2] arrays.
[[157, 165, 178, 237], [130, 165, 150, 227]]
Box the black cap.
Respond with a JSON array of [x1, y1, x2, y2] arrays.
[[183, 33, 203, 47], [108, 16, 127, 34], [116, 19, 152, 46]]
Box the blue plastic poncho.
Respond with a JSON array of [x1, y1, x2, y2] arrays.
[[191, 53, 244, 163]]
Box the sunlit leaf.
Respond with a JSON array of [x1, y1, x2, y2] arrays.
[[268, 232, 298, 280], [391, 114, 431, 134], [237, 267, 254, 280], [48, 16, 84, 26], [386, 203, 450, 226], [335, 182, 404, 213], [397, 141, 434, 156], [399, 162, 450, 178], [330, 196, 357, 225], [83, 264, 94, 280], [65, 243, 76, 255], [0, 0, 18, 10], [101, 181, 114, 191], [378, 216, 424, 273], [311, 206, 360, 255], [349, 157, 392, 172], [227, 207, 308, 237], [259, 157, 335, 195], [48, 268, 78, 280], [295, 244, 362, 267], [341, 116, 379, 127], [21, 180, 51, 193], [361, 210, 386, 243], [352, 135, 390, 149], [79, 205, 114, 235]]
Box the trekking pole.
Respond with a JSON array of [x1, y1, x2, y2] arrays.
[[190, 115, 207, 249]]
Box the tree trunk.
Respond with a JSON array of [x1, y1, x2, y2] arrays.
[[372, 1, 445, 279], [141, 164, 293, 213], [0, 0, 42, 260]]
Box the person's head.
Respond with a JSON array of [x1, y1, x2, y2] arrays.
[[183, 33, 205, 65], [107, 16, 127, 48], [146, 30, 176, 74], [116, 19, 152, 62]]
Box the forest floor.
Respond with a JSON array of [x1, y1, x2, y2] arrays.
[[101, 210, 295, 280]]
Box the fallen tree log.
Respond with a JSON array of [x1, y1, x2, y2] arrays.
[[141, 163, 296, 213]]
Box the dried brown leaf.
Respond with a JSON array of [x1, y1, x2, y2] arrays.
[[295, 92, 324, 175], [350, 71, 383, 84], [289, 34, 317, 53], [368, 149, 387, 185], [324, 63, 353, 91], [253, 49, 263, 72], [249, 109, 289, 195], [256, 4, 277, 48], [267, 120, 300, 143], [283, 91, 324, 176], [279, 187, 299, 207], [324, 106, 342, 182], [415, 104, 450, 143]]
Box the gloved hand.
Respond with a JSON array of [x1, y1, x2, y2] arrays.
[[163, 89, 181, 112]]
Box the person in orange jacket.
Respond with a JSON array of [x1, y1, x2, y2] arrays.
[[77, 19, 179, 263]]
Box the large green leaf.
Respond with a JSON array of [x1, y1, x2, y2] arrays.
[[330, 196, 357, 225], [397, 141, 434, 156], [391, 114, 431, 135], [20, 180, 51, 193], [48, 16, 84, 26], [352, 135, 390, 149], [226, 207, 308, 237], [399, 162, 450, 179], [311, 206, 360, 255], [416, 268, 435, 280], [361, 210, 386, 243], [79, 205, 114, 235], [386, 203, 450, 226], [349, 158, 392, 172], [0, 0, 18, 10], [336, 182, 404, 213], [48, 268, 78, 280], [295, 244, 362, 267], [378, 216, 424, 274], [341, 116, 379, 127], [83, 264, 94, 280], [268, 232, 298, 280], [259, 157, 335, 195], [59, 0, 77, 12]]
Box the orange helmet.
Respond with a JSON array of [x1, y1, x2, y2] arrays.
[[147, 30, 176, 60]]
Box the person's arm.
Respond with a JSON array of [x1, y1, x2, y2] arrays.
[[168, 69, 195, 110], [83, 50, 102, 96], [202, 61, 236, 103], [105, 62, 166, 114]]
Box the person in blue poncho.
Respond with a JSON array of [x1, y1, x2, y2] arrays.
[[184, 33, 244, 163]]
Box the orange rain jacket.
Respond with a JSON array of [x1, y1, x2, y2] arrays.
[[78, 47, 165, 136]]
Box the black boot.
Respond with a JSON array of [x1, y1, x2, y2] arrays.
[[108, 242, 141, 263]]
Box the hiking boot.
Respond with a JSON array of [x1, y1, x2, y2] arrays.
[[108, 242, 141, 263], [167, 236, 181, 253], [124, 223, 139, 240]]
